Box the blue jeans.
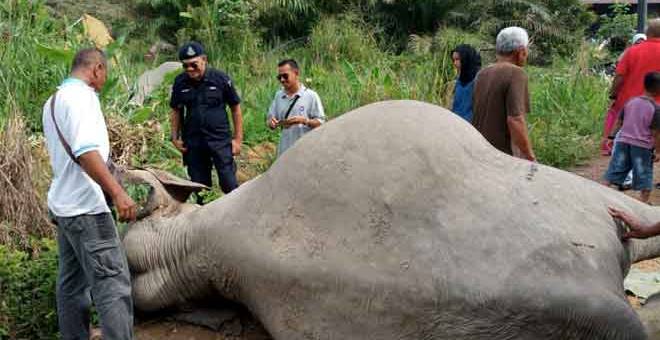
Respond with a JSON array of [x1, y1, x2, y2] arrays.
[[604, 142, 654, 191], [51, 212, 133, 340]]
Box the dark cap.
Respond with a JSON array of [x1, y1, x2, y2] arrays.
[[178, 42, 205, 61]]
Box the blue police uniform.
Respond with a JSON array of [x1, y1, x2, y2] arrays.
[[170, 68, 241, 195]]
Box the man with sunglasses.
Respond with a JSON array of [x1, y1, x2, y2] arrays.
[[169, 42, 243, 201], [267, 59, 325, 156]]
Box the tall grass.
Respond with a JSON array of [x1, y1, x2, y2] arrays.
[[0, 1, 69, 131], [528, 59, 609, 168]]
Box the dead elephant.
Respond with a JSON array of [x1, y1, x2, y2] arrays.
[[123, 100, 660, 339]]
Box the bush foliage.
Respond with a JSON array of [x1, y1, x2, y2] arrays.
[[0, 239, 59, 339]]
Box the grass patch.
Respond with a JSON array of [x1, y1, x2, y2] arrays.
[[528, 60, 609, 168]]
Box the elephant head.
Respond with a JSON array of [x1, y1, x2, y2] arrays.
[[123, 100, 660, 339]]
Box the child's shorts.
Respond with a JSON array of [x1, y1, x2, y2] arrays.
[[604, 142, 654, 191]]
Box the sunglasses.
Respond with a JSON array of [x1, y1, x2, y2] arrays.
[[182, 61, 200, 70], [276, 73, 289, 81]]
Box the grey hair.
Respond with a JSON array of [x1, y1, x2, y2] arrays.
[[496, 27, 529, 55]]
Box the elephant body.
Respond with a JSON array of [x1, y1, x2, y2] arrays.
[[124, 101, 660, 339]]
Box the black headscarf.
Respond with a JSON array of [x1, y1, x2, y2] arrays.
[[452, 44, 482, 86]]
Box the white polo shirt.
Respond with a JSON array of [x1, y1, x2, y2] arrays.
[[42, 78, 110, 217]]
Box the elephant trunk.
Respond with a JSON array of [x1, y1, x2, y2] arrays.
[[630, 238, 660, 264], [124, 214, 211, 311]]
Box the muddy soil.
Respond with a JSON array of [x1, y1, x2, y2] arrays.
[[135, 318, 271, 340], [134, 302, 272, 340]]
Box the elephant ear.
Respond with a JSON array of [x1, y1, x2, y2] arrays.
[[142, 168, 208, 202], [121, 167, 208, 219]]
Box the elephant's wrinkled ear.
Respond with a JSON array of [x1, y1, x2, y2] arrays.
[[145, 168, 208, 202], [122, 168, 208, 220]]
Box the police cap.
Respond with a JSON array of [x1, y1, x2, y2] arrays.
[[178, 42, 205, 61]]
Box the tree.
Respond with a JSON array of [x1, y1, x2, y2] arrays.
[[455, 0, 594, 63]]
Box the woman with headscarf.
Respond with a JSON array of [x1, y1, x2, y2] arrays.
[[451, 44, 482, 122]]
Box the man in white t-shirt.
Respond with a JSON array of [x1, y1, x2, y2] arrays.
[[43, 48, 136, 339]]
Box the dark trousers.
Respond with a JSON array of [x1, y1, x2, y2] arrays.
[[51, 212, 133, 340], [184, 140, 238, 200]]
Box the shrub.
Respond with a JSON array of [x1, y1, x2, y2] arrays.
[[596, 4, 637, 56], [0, 239, 59, 339], [528, 59, 609, 168], [459, 0, 595, 64]]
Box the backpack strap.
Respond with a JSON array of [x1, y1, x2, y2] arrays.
[[50, 91, 79, 164]]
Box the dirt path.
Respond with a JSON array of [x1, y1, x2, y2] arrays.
[[572, 154, 660, 205], [134, 153, 660, 338]]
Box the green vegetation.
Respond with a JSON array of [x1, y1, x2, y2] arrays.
[[0, 239, 59, 338], [597, 4, 638, 56], [0, 0, 627, 337], [528, 60, 609, 168]]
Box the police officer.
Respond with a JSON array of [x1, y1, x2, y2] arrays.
[[169, 42, 243, 201]]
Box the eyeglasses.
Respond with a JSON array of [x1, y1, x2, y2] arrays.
[[276, 73, 289, 81], [183, 61, 200, 70]]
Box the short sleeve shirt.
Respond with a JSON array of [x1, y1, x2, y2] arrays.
[[170, 68, 241, 143], [617, 96, 660, 150], [471, 63, 530, 155], [614, 39, 660, 113], [42, 78, 110, 217], [267, 85, 325, 156]]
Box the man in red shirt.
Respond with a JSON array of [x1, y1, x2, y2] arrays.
[[610, 19, 660, 113]]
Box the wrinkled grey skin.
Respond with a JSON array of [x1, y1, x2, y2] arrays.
[[123, 100, 660, 339]]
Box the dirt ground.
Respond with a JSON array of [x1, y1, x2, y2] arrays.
[[134, 153, 660, 338], [134, 304, 272, 340], [135, 319, 271, 340]]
